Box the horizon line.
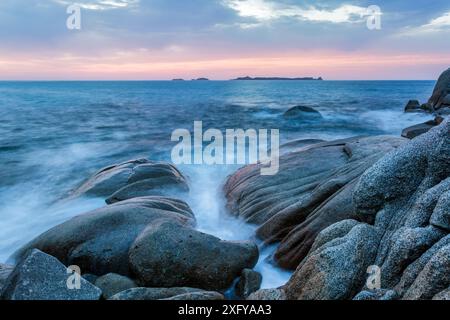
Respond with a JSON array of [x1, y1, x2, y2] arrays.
[[0, 79, 437, 82]]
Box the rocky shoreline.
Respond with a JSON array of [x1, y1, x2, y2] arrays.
[[0, 69, 449, 300]]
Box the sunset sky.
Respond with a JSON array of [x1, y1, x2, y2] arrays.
[[0, 0, 449, 80]]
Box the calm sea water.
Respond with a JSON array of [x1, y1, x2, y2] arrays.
[[0, 80, 435, 288]]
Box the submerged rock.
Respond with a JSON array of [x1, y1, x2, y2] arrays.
[[129, 221, 259, 291], [224, 135, 405, 269], [73, 159, 189, 203], [283, 105, 323, 120], [0, 249, 101, 300], [404, 100, 421, 112]]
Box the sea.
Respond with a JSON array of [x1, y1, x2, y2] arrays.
[[0, 80, 436, 289]]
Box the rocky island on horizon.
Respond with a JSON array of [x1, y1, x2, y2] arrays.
[[232, 76, 323, 81]]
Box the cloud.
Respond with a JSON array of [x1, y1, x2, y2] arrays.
[[398, 11, 450, 35], [52, 0, 139, 11], [421, 11, 450, 30], [222, 0, 377, 24]]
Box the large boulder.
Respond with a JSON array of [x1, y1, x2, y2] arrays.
[[224, 136, 405, 269], [129, 221, 259, 291], [251, 120, 449, 300], [13, 196, 196, 276], [14, 195, 257, 292], [0, 249, 101, 300], [72, 159, 189, 203], [283, 105, 323, 121], [283, 121, 450, 300], [350, 119, 450, 299], [428, 68, 450, 110]]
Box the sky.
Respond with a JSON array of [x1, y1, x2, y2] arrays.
[[0, 0, 449, 80]]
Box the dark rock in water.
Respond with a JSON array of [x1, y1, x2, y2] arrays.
[[428, 68, 450, 110], [129, 221, 259, 291], [224, 135, 405, 269], [401, 117, 442, 139], [404, 100, 421, 112], [235, 269, 262, 299], [0, 264, 14, 292], [246, 288, 286, 300], [0, 249, 101, 300], [94, 273, 137, 299], [161, 291, 224, 300], [73, 159, 189, 204], [13, 196, 195, 276], [283, 105, 323, 120], [109, 287, 204, 300]]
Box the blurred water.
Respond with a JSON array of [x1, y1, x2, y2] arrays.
[[0, 80, 435, 288]]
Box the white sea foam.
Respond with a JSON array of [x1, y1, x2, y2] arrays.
[[360, 110, 433, 135], [181, 164, 293, 290]]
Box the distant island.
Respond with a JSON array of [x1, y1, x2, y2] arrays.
[[172, 78, 185, 81], [232, 76, 323, 81], [192, 78, 209, 81]]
